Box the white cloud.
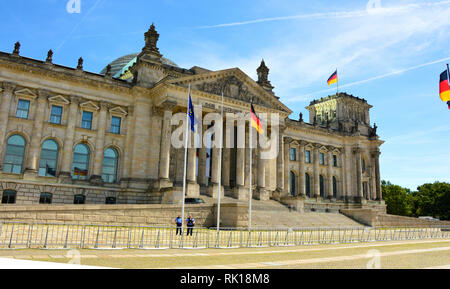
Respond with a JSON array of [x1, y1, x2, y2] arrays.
[[184, 1, 450, 103]]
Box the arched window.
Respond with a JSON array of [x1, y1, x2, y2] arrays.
[[362, 159, 366, 173], [305, 173, 311, 197], [39, 140, 59, 177], [290, 171, 296, 196], [1, 190, 16, 204], [3, 135, 26, 174], [102, 148, 118, 183], [333, 177, 338, 198], [320, 175, 325, 198], [72, 144, 90, 180]]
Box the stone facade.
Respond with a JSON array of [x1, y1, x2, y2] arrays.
[[0, 24, 385, 213]]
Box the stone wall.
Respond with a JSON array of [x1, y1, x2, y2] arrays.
[[0, 203, 249, 228], [341, 209, 450, 227]]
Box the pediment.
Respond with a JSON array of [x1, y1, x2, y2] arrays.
[[168, 69, 292, 114], [15, 88, 37, 100], [80, 101, 99, 111], [48, 95, 70, 105], [109, 106, 128, 116]]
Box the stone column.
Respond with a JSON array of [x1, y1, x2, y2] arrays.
[[90, 101, 108, 185], [255, 148, 269, 201], [233, 128, 247, 200], [24, 89, 48, 178], [298, 141, 306, 198], [207, 142, 223, 199], [313, 144, 320, 198], [198, 147, 207, 187], [340, 149, 346, 200], [187, 130, 200, 198], [374, 150, 382, 201], [354, 147, 364, 203], [155, 102, 176, 189], [121, 106, 135, 183], [222, 124, 230, 188], [0, 82, 15, 169], [276, 127, 285, 194], [283, 137, 292, 197], [327, 149, 334, 199], [60, 96, 80, 180]]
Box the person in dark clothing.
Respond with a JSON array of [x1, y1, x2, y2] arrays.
[[175, 215, 183, 236], [186, 215, 195, 236]]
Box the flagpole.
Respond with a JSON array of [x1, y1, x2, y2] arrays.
[[181, 84, 191, 246], [336, 68, 339, 95], [217, 92, 224, 233], [249, 105, 253, 233]]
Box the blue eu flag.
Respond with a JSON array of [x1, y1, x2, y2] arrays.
[[188, 93, 198, 133]]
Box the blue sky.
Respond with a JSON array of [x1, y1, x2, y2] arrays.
[[1, 0, 449, 190]]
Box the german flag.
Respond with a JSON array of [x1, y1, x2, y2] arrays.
[[440, 70, 450, 103], [251, 104, 264, 134], [327, 70, 338, 86]]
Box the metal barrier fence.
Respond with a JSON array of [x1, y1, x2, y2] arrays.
[[0, 222, 449, 249]]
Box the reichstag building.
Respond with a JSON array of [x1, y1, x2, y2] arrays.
[[0, 24, 385, 212]]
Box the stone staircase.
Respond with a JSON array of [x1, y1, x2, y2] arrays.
[[251, 200, 365, 228], [198, 194, 365, 228]]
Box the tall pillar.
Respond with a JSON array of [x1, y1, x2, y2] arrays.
[[155, 102, 176, 189], [354, 147, 364, 203], [207, 140, 223, 199], [276, 127, 285, 194], [313, 144, 320, 198], [24, 89, 48, 177], [187, 131, 200, 198], [233, 128, 247, 200], [374, 150, 382, 201], [91, 101, 109, 185], [255, 148, 269, 201], [121, 106, 135, 183], [198, 147, 207, 187], [340, 149, 346, 200], [0, 82, 15, 170], [298, 141, 306, 198], [283, 137, 292, 197], [222, 123, 230, 188], [327, 149, 334, 199], [60, 96, 80, 180]]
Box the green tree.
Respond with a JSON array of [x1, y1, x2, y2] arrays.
[[412, 182, 450, 220], [381, 181, 414, 217]]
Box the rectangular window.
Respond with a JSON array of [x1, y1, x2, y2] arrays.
[[305, 150, 311, 163], [320, 153, 325, 165], [111, 116, 121, 134], [39, 193, 53, 204], [74, 195, 86, 205], [81, 111, 93, 130], [50, 105, 63, 124], [16, 99, 30, 119], [290, 148, 297, 161], [333, 155, 338, 167], [1, 190, 16, 204]]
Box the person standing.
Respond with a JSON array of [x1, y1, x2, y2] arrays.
[[175, 215, 183, 236], [186, 215, 195, 237]]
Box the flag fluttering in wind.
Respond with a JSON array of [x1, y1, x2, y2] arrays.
[[327, 70, 338, 86], [188, 93, 198, 132], [251, 104, 264, 134], [439, 66, 450, 109]]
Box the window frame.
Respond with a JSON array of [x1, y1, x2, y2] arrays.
[[81, 111, 94, 130], [38, 139, 59, 177], [72, 144, 90, 181], [3, 135, 26, 174], [39, 193, 53, 204], [290, 148, 297, 161], [16, 99, 31, 119], [319, 153, 325, 165], [1, 190, 17, 204], [305, 150, 311, 163], [110, 116, 122, 134], [102, 148, 119, 184], [50, 105, 63, 125], [74, 194, 86, 205]]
